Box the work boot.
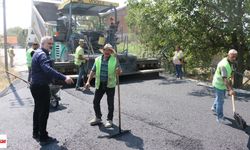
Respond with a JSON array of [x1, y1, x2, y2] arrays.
[[32, 132, 39, 141], [39, 136, 57, 146], [89, 117, 102, 126], [75, 87, 82, 91], [104, 120, 113, 128], [211, 106, 216, 112], [216, 116, 230, 124]]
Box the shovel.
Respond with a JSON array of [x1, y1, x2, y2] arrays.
[[231, 95, 247, 130], [109, 55, 130, 138]]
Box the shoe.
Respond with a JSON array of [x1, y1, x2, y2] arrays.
[[211, 106, 216, 112], [32, 133, 39, 140], [40, 136, 57, 146], [75, 87, 82, 91], [89, 117, 102, 126], [104, 120, 113, 128], [216, 117, 230, 124]]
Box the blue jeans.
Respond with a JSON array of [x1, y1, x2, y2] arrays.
[[175, 64, 183, 79], [76, 63, 86, 88], [212, 88, 226, 119]]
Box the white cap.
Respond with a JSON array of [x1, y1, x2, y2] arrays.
[[100, 43, 116, 54], [228, 49, 238, 55]]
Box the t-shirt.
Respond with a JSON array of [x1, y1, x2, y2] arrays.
[[173, 50, 183, 65], [74, 46, 85, 66], [8, 48, 15, 57], [220, 66, 227, 78]]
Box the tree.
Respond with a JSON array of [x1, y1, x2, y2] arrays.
[[127, 0, 250, 87]]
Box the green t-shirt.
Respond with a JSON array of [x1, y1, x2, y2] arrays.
[[74, 46, 85, 66]]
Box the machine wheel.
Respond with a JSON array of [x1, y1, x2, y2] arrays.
[[50, 99, 59, 108]]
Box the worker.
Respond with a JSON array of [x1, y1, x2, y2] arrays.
[[172, 45, 184, 79], [26, 42, 39, 82], [211, 49, 237, 123], [8, 46, 15, 67], [85, 43, 122, 128], [74, 39, 88, 90], [106, 17, 119, 48]]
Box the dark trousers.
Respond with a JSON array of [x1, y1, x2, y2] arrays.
[[93, 82, 115, 121], [175, 64, 183, 79], [30, 84, 50, 140], [76, 63, 86, 88], [28, 67, 31, 82]]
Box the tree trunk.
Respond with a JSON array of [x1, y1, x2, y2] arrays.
[[234, 48, 244, 88], [231, 32, 244, 88]]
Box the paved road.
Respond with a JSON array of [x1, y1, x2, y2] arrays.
[[0, 49, 250, 150]]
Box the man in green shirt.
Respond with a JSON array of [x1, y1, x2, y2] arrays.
[[211, 49, 237, 123], [26, 42, 39, 82], [74, 39, 88, 90]]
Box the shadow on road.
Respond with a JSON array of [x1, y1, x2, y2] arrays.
[[49, 104, 67, 113], [40, 142, 68, 150], [97, 124, 144, 150], [188, 86, 214, 98], [224, 117, 250, 149], [81, 89, 94, 95], [158, 77, 188, 85], [9, 84, 24, 106]]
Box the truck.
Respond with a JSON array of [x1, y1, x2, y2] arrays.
[[31, 0, 163, 81]]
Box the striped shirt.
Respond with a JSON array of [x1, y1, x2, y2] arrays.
[[92, 55, 120, 82], [92, 56, 109, 82]]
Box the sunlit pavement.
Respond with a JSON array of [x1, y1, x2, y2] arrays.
[[0, 48, 250, 150]]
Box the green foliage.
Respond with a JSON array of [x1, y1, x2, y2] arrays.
[[7, 27, 23, 36], [127, 0, 250, 87]]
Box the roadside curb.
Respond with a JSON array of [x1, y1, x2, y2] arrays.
[[195, 79, 250, 94], [161, 73, 250, 95]]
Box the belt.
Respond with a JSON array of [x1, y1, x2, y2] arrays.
[[100, 81, 107, 84]]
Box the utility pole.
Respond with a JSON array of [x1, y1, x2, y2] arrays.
[[3, 0, 8, 71]]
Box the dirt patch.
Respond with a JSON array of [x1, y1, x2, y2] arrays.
[[0, 61, 17, 91]]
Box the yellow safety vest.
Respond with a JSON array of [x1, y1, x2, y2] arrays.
[[26, 48, 34, 67], [74, 46, 85, 66], [95, 55, 117, 89], [212, 58, 232, 90]]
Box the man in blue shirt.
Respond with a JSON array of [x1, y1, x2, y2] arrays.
[[30, 36, 74, 145]]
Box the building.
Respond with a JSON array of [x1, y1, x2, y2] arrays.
[[7, 36, 18, 47], [0, 36, 18, 48]]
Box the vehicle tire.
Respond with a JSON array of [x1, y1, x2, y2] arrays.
[[50, 100, 59, 108]]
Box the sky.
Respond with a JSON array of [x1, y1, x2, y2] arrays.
[[0, 0, 127, 34]]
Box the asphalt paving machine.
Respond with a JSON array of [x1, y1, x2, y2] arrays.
[[31, 0, 163, 81]]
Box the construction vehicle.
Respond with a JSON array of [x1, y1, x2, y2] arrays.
[[31, 0, 163, 81]]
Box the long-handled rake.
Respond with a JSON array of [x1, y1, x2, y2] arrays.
[[6, 71, 30, 85], [231, 95, 247, 130]]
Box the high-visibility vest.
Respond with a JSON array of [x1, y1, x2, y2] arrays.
[[26, 48, 34, 67], [212, 57, 232, 90], [74, 46, 85, 66], [95, 55, 117, 89]]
